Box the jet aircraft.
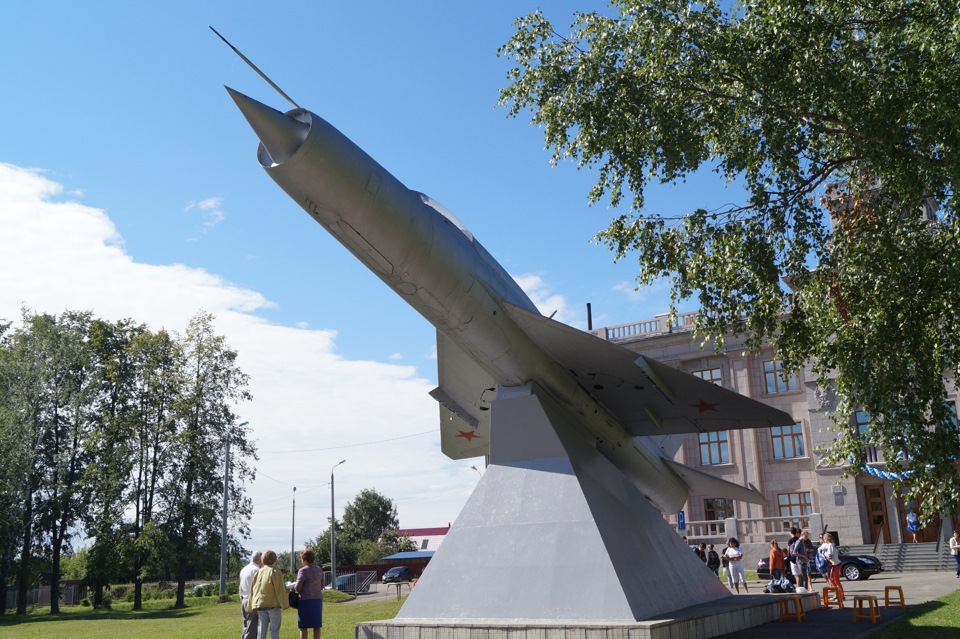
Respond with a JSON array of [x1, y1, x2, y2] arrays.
[[224, 82, 793, 515]]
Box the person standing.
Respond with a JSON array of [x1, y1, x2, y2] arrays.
[[906, 509, 920, 543], [706, 544, 721, 576], [723, 538, 748, 593], [818, 533, 844, 602], [790, 531, 811, 590], [250, 550, 290, 639], [769, 540, 785, 580], [950, 530, 960, 577], [239, 551, 263, 639], [695, 543, 707, 563], [295, 549, 325, 639]]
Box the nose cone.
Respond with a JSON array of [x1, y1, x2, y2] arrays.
[[226, 86, 309, 165]]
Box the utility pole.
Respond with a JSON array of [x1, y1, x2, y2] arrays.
[[219, 430, 231, 596], [290, 486, 296, 574], [330, 460, 346, 590], [219, 421, 246, 596]]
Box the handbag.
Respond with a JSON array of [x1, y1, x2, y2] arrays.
[[288, 590, 300, 609]]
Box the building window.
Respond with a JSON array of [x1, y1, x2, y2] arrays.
[[771, 423, 805, 459], [704, 498, 734, 521], [692, 367, 723, 386], [699, 431, 729, 465], [704, 498, 734, 535], [763, 360, 798, 394], [420, 539, 429, 550], [777, 492, 813, 530], [854, 411, 881, 463]]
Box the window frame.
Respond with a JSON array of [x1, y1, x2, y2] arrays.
[[698, 430, 730, 466], [771, 423, 805, 459], [777, 491, 813, 530], [763, 359, 798, 394]]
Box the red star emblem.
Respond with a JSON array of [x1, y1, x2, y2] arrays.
[[691, 400, 719, 412], [456, 430, 480, 441]]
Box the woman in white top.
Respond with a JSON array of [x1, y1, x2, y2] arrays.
[[950, 530, 960, 577], [723, 537, 748, 593], [817, 532, 844, 600]]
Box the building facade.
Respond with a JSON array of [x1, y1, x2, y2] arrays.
[[589, 311, 952, 548]]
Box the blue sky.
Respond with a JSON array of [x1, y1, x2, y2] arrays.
[[1, 1, 739, 553]]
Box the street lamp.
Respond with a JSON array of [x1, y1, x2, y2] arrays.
[[290, 486, 297, 574], [330, 460, 346, 590], [220, 420, 249, 596]]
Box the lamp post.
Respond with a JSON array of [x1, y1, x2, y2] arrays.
[[220, 420, 248, 596], [290, 486, 297, 574], [330, 459, 346, 590]]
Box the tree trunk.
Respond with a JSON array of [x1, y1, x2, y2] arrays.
[[15, 495, 33, 616], [0, 553, 10, 616], [50, 526, 62, 614]]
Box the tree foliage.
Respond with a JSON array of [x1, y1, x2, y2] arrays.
[[499, 0, 960, 518], [305, 488, 413, 567], [341, 488, 400, 543], [0, 309, 255, 613]]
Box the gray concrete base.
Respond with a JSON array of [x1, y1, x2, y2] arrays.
[[397, 385, 729, 622], [360, 592, 819, 639]]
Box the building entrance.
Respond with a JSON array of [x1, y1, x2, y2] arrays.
[[896, 493, 940, 543], [863, 484, 891, 544]]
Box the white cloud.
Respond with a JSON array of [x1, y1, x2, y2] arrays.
[[512, 272, 583, 328], [185, 196, 226, 232], [0, 163, 475, 552]]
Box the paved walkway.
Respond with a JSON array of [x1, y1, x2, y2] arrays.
[[347, 570, 960, 638], [717, 570, 960, 638]]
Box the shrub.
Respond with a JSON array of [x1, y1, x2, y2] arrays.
[[203, 584, 215, 597], [112, 585, 128, 599], [226, 580, 239, 595], [126, 592, 135, 602], [80, 598, 90, 607]]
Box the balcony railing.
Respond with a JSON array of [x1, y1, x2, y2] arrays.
[[590, 311, 698, 343]]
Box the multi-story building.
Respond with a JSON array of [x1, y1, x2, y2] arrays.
[[589, 311, 952, 550]]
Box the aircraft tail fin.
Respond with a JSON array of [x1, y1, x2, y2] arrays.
[[661, 457, 768, 506]]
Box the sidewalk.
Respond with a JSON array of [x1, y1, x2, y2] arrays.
[[717, 570, 960, 638]]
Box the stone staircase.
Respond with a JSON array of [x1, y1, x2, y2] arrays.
[[842, 542, 947, 572]]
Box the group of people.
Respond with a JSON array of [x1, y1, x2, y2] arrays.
[[239, 549, 325, 639], [771, 528, 844, 600], [685, 528, 845, 599]]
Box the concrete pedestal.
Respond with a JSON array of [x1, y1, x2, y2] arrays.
[[396, 384, 729, 622]]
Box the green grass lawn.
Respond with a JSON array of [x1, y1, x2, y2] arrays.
[[0, 593, 404, 639], [873, 589, 960, 639]]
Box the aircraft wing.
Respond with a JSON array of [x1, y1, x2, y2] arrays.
[[501, 303, 794, 436], [431, 330, 493, 459]]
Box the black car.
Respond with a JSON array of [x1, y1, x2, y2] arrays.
[[757, 553, 883, 581], [382, 566, 415, 583]]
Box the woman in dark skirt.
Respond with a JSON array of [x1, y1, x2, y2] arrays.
[[295, 549, 324, 639]]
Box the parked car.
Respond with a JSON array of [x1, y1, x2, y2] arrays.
[[334, 573, 370, 593], [382, 566, 414, 583], [757, 553, 883, 581]]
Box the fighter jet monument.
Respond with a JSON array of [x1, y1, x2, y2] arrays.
[[220, 38, 793, 621]]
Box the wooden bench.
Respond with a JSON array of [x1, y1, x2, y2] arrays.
[[853, 595, 881, 623], [884, 585, 905, 608], [778, 595, 806, 622]]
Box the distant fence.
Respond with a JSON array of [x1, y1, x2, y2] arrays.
[[671, 513, 822, 545], [6, 582, 87, 609]]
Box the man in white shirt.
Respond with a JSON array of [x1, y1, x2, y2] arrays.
[[239, 551, 263, 639]]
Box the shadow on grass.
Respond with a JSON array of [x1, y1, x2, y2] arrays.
[[873, 599, 956, 639], [0, 604, 203, 626]]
